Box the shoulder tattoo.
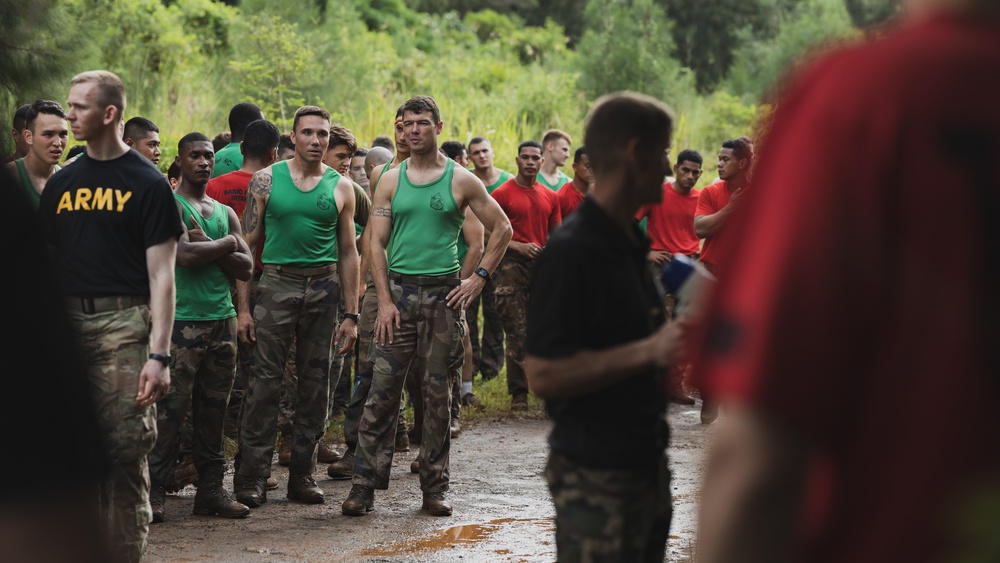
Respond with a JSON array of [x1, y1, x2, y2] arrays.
[[248, 172, 272, 197]]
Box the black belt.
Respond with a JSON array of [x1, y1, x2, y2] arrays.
[[264, 263, 337, 276], [389, 271, 462, 287], [70, 295, 149, 314]]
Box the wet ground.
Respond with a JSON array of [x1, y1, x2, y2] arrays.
[[145, 402, 711, 562]]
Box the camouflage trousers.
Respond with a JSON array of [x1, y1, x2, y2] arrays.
[[545, 451, 673, 563], [238, 266, 341, 478], [277, 303, 351, 436], [69, 303, 156, 563], [353, 276, 462, 492], [343, 283, 410, 451], [466, 269, 504, 378], [494, 255, 531, 396], [148, 318, 237, 488]]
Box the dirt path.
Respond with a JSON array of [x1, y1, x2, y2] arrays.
[[144, 402, 711, 562]]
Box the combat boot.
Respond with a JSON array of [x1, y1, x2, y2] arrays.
[[450, 417, 462, 439], [277, 433, 292, 466], [410, 456, 420, 474], [327, 447, 354, 480], [234, 475, 268, 508], [317, 440, 342, 463], [342, 484, 374, 516], [150, 483, 166, 524], [422, 492, 452, 516], [193, 470, 250, 519], [395, 431, 410, 453], [287, 473, 324, 504]]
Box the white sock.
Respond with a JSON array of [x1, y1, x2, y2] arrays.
[[462, 381, 473, 395]]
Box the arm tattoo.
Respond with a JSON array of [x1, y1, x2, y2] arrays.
[[248, 172, 272, 197], [372, 207, 392, 218], [244, 196, 259, 234]]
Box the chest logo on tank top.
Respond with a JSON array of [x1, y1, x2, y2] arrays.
[[316, 192, 333, 211], [430, 192, 444, 211], [215, 217, 225, 234]]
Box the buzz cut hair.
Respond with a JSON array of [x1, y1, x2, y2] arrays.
[[401, 95, 441, 124], [25, 100, 67, 132], [123, 116, 159, 143], [12, 103, 31, 131], [292, 105, 331, 134], [584, 91, 673, 175], [329, 124, 358, 155], [242, 119, 281, 161], [542, 129, 572, 149], [228, 102, 263, 141], [518, 140, 543, 154], [71, 70, 127, 120], [440, 140, 466, 160], [177, 131, 211, 152]]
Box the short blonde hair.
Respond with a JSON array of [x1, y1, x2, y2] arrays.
[[71, 70, 126, 119], [541, 129, 572, 149]]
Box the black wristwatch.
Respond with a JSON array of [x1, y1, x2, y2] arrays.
[[474, 267, 491, 280], [149, 353, 172, 366], [342, 312, 360, 322]]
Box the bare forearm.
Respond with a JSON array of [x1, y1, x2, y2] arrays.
[[460, 245, 483, 278], [148, 265, 175, 356], [339, 250, 360, 315], [526, 337, 657, 399], [176, 237, 234, 267], [694, 208, 733, 238], [479, 223, 512, 274]]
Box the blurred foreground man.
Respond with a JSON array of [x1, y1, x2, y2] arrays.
[[525, 91, 684, 562], [692, 2, 1000, 562]]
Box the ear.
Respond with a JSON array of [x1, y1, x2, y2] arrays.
[[240, 141, 246, 156], [124, 138, 136, 148], [103, 105, 118, 127], [436, 121, 444, 135], [623, 137, 641, 168], [23, 128, 34, 147]]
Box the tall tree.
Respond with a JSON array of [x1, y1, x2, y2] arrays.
[[576, 0, 691, 104]]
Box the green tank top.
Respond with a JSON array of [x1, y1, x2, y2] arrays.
[[261, 161, 341, 267], [537, 170, 570, 191], [16, 158, 57, 209], [174, 195, 235, 321], [387, 159, 463, 276], [371, 160, 393, 194], [485, 170, 512, 194]]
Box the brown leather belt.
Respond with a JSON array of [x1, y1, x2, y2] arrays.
[[69, 295, 149, 314], [389, 271, 461, 287], [264, 263, 337, 276]]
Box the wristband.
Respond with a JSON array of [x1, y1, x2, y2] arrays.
[[342, 313, 360, 322], [149, 353, 172, 366], [474, 267, 491, 280]]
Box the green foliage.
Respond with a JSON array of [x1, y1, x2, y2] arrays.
[[1, 0, 870, 173], [843, 0, 899, 27], [0, 0, 78, 155], [576, 0, 693, 107], [228, 14, 316, 132], [725, 0, 858, 102]]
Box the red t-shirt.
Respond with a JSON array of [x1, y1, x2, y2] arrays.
[[637, 181, 700, 255], [690, 14, 1000, 563], [206, 170, 264, 275], [694, 180, 737, 268], [556, 179, 586, 218], [491, 178, 562, 246]]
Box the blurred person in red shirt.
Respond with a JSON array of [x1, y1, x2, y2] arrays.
[[692, 1, 1000, 562]]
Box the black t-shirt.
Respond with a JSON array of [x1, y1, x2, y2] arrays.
[[37, 149, 182, 297], [526, 198, 668, 469]]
